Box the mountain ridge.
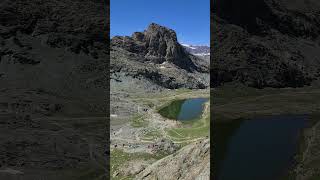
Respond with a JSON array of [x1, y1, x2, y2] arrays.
[[181, 44, 210, 56]]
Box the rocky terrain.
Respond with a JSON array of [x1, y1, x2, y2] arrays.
[[0, 0, 108, 179], [212, 0, 320, 88], [110, 88, 210, 180], [109, 23, 210, 130], [136, 138, 210, 180], [110, 23, 210, 124]]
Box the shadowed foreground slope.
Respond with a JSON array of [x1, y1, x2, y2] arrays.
[[0, 0, 109, 179]]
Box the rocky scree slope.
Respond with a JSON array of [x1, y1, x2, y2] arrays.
[[211, 0, 320, 88], [136, 139, 210, 180], [0, 0, 108, 179], [111, 23, 209, 89]]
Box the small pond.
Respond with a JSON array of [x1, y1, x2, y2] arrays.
[[158, 98, 208, 121], [213, 115, 307, 180]]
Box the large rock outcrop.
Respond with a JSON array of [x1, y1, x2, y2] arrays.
[[112, 23, 199, 71], [111, 23, 209, 89]]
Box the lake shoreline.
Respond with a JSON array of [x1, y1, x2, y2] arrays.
[[212, 85, 320, 179], [158, 98, 209, 121]]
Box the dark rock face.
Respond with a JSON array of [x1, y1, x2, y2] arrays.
[[211, 0, 320, 88], [143, 23, 192, 68], [111, 23, 209, 89]]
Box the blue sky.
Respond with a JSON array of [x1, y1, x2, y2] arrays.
[[111, 0, 210, 46]]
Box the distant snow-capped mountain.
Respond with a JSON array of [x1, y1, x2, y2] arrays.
[[181, 44, 210, 60]]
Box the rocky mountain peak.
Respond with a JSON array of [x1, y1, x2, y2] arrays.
[[111, 23, 199, 72], [143, 23, 186, 64], [144, 23, 177, 41]]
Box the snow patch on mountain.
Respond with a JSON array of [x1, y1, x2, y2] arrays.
[[181, 44, 210, 56], [181, 43, 197, 49]]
